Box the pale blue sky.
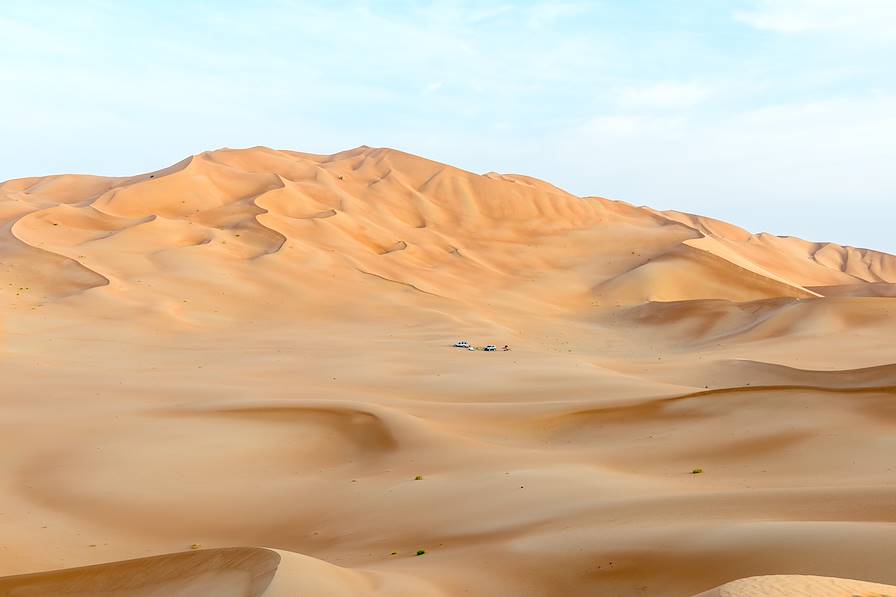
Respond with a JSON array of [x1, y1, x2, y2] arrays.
[[3, 1, 894, 251]]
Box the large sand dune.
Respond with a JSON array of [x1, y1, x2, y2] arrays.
[[1, 146, 894, 596]]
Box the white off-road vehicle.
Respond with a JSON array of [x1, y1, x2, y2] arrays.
[[453, 341, 470, 348]]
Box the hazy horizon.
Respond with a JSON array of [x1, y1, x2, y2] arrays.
[[3, 0, 894, 252]]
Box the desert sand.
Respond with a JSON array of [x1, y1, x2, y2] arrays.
[[1, 146, 895, 596]]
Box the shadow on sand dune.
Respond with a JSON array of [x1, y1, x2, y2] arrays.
[[0, 547, 280, 597]]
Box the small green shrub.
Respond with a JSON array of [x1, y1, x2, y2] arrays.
[[414, 475, 423, 480], [691, 468, 703, 475], [416, 550, 426, 556]]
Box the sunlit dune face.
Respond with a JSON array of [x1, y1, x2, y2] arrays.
[[0, 147, 895, 596]]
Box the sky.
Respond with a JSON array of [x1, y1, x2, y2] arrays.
[[2, 1, 894, 252]]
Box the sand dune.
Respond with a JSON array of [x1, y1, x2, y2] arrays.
[[0, 548, 280, 596], [657, 210, 896, 286], [1, 146, 895, 596], [693, 574, 896, 596]]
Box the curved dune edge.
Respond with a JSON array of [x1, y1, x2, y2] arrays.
[[692, 574, 896, 597], [0, 547, 446, 597], [3, 145, 895, 317], [0, 547, 280, 597], [262, 549, 444, 597], [2, 146, 896, 597]]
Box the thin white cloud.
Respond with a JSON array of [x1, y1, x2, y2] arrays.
[[468, 4, 516, 23], [581, 114, 685, 136], [559, 94, 896, 222], [615, 83, 712, 109], [735, 0, 896, 36], [527, 1, 597, 27]]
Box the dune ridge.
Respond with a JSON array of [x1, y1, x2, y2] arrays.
[[3, 145, 894, 317], [1, 146, 895, 596], [0, 547, 280, 597]]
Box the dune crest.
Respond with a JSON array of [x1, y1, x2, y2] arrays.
[[2, 146, 895, 596], [3, 145, 894, 318], [0, 548, 280, 597], [693, 574, 896, 596]]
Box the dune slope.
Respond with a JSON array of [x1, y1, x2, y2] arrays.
[[694, 574, 896, 597], [4, 145, 894, 319], [1, 146, 895, 596], [0, 548, 280, 597]]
